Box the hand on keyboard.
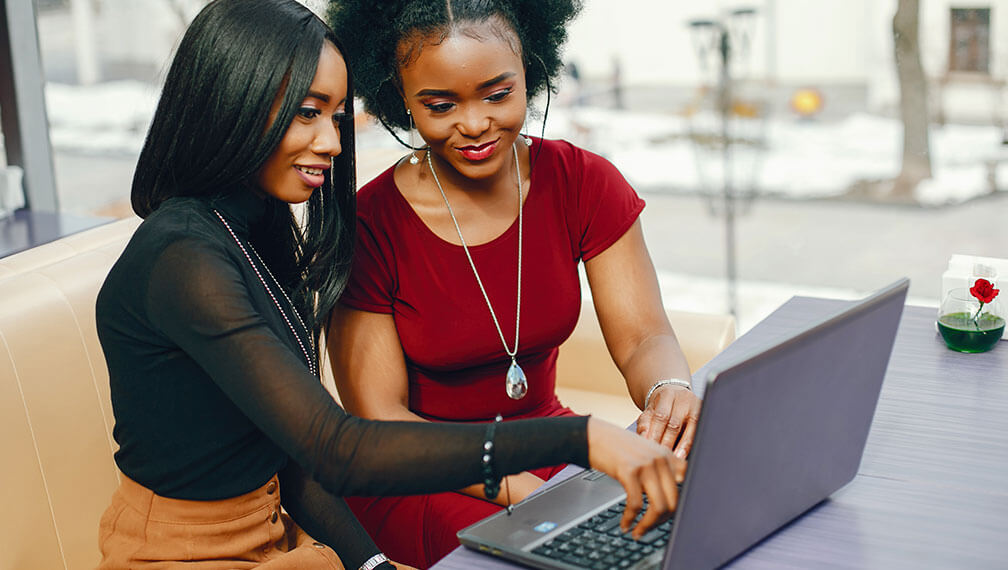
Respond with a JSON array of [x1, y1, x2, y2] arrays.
[[585, 418, 686, 539], [532, 499, 676, 569]]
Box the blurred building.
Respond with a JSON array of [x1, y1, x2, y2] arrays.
[[564, 0, 1008, 124]]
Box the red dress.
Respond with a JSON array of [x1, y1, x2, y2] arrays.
[[340, 138, 645, 568]]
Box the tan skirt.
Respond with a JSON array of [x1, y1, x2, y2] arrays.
[[97, 472, 344, 569]]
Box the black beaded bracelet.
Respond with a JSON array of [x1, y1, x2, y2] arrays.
[[482, 414, 503, 500]]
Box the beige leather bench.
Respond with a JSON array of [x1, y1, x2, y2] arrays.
[[1, 217, 139, 570], [556, 304, 736, 426], [0, 217, 733, 569]]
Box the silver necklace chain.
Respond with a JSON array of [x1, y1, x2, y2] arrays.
[[213, 210, 318, 377], [426, 144, 523, 359]]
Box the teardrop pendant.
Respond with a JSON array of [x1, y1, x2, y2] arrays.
[[505, 358, 527, 400]]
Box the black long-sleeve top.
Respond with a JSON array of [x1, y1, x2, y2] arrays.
[[95, 190, 590, 569]]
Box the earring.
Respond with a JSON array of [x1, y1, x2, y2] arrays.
[[407, 109, 421, 165], [522, 104, 533, 146], [330, 156, 336, 189]]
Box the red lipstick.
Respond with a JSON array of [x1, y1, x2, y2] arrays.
[[456, 140, 498, 162]]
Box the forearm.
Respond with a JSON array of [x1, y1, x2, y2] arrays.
[[357, 403, 547, 504], [619, 332, 701, 456], [582, 220, 693, 409], [279, 462, 380, 570], [617, 333, 693, 409], [306, 413, 590, 498]]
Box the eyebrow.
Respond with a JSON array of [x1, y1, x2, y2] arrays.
[[413, 72, 517, 97], [305, 91, 347, 107], [306, 91, 330, 103]]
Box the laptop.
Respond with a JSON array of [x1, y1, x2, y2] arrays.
[[458, 278, 909, 570]]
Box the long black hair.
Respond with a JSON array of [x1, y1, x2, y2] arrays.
[[132, 0, 356, 343], [327, 0, 581, 134]]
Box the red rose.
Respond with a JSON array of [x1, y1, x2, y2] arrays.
[[970, 278, 1000, 304]]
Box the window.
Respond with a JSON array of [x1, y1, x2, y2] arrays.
[[949, 8, 991, 73]]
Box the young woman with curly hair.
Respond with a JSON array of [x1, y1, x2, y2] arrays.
[[326, 1, 701, 567], [95, 1, 685, 568]]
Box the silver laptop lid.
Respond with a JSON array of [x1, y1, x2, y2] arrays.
[[664, 278, 908, 569]]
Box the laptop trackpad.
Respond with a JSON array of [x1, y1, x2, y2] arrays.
[[466, 469, 627, 550]]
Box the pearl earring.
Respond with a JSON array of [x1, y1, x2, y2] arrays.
[[522, 106, 533, 146], [408, 109, 420, 165]]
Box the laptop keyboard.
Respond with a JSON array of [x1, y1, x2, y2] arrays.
[[530, 499, 673, 569]]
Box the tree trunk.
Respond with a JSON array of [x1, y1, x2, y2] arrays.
[[892, 0, 932, 199]]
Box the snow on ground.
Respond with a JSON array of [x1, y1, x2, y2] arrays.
[[533, 107, 1008, 207], [46, 80, 1008, 206], [45, 81, 159, 155]]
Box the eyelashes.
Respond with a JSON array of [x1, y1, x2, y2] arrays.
[[297, 107, 322, 119], [423, 102, 454, 113], [486, 88, 512, 102], [421, 87, 515, 114], [297, 107, 350, 123]]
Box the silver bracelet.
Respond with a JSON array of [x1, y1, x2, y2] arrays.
[[360, 553, 389, 570], [644, 378, 692, 409]]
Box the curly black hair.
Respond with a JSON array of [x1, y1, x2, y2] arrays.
[[327, 0, 582, 134]]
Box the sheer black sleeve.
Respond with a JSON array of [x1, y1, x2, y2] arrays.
[[146, 238, 589, 495], [278, 461, 382, 570]]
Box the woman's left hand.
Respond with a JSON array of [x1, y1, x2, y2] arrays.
[[636, 385, 701, 458]]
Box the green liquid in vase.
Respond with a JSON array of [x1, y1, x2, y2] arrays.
[[937, 312, 1006, 353]]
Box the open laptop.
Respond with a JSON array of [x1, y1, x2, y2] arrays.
[[458, 278, 909, 570]]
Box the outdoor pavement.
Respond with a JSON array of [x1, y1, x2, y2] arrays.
[[635, 189, 1005, 330]]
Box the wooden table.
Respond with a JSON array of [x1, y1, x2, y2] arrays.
[[433, 298, 1008, 569]]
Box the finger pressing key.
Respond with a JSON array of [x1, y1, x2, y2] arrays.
[[673, 454, 687, 484], [620, 478, 644, 534], [634, 477, 667, 539], [656, 457, 680, 512]]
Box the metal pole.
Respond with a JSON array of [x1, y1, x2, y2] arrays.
[[719, 28, 738, 318]]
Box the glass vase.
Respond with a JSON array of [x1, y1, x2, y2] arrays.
[[937, 288, 1005, 353]]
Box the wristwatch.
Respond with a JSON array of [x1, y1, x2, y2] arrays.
[[360, 553, 390, 570]]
